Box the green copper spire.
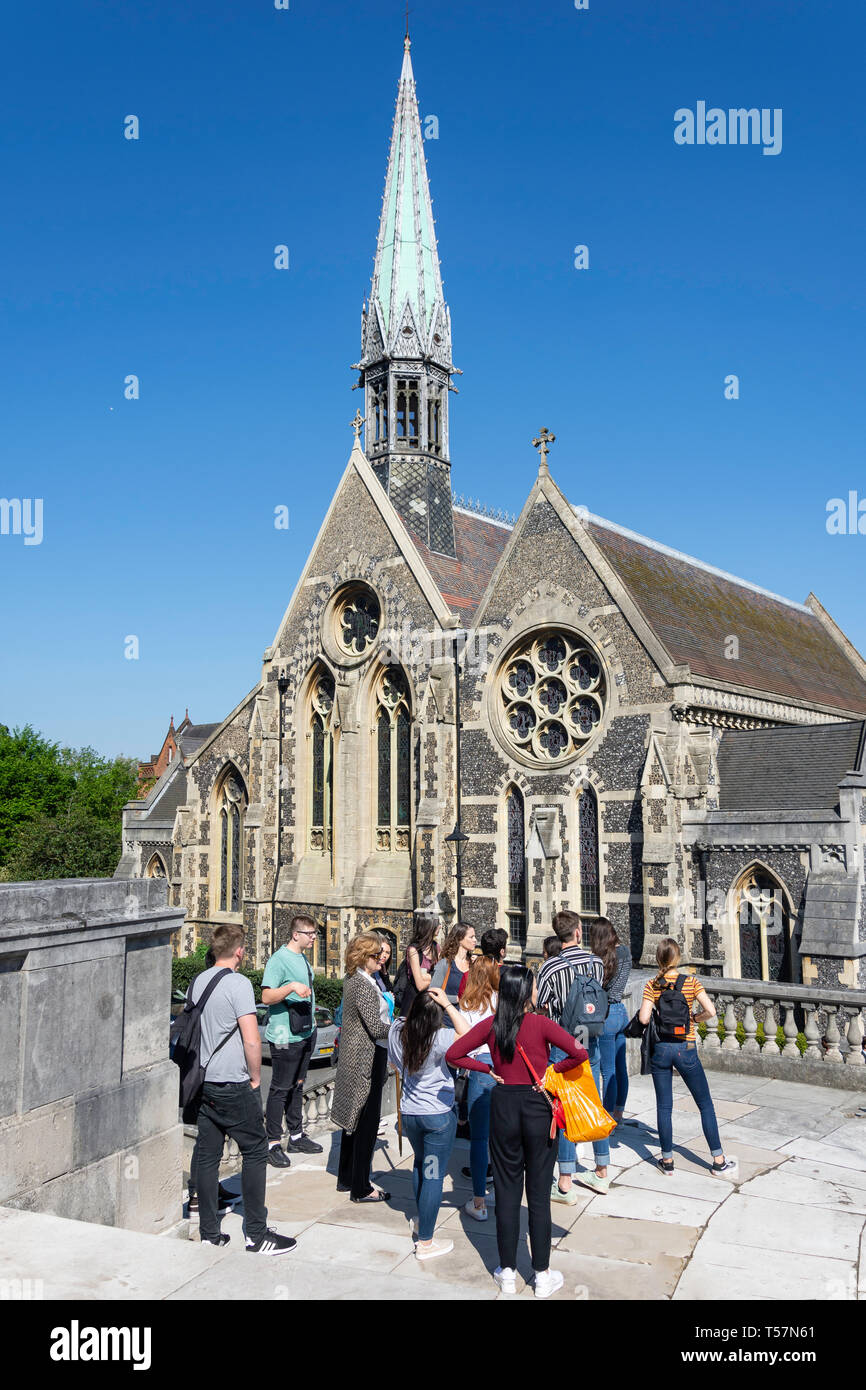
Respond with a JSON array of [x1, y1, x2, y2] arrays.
[[356, 35, 457, 558], [366, 35, 450, 360]]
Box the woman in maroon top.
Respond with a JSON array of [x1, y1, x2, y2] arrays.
[[446, 963, 587, 1298]]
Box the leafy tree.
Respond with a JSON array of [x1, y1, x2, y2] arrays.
[[0, 725, 139, 880]]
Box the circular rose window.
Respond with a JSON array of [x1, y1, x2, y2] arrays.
[[334, 585, 380, 657], [499, 630, 606, 762]]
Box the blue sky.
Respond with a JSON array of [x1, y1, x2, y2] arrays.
[[1, 0, 864, 758]]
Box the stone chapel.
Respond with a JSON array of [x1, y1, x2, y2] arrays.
[[118, 37, 866, 992]]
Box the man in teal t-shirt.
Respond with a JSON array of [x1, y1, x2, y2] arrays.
[[261, 914, 324, 1162]]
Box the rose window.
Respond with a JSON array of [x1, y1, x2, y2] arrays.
[[500, 631, 605, 762], [335, 587, 380, 656]]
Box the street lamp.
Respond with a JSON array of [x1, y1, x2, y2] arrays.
[[445, 823, 470, 915]]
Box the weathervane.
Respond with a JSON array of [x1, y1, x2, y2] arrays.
[[351, 408, 366, 443], [532, 427, 556, 475]]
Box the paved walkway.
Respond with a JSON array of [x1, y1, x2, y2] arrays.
[[3, 1072, 865, 1300]]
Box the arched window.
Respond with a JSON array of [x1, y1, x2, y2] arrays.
[[578, 786, 600, 915], [215, 768, 247, 915], [734, 867, 795, 983], [146, 852, 167, 879], [375, 668, 411, 851], [428, 394, 441, 453], [505, 785, 526, 943], [395, 378, 419, 447], [309, 672, 335, 855]]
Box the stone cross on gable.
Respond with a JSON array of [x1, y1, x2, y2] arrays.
[[351, 408, 365, 443], [532, 427, 556, 475]]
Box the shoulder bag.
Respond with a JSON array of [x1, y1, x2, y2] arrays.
[[516, 1040, 566, 1141]]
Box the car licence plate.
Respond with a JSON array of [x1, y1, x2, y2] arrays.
[[318, 1045, 334, 1054]]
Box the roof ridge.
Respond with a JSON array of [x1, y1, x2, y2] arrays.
[[577, 507, 811, 614], [452, 505, 514, 532]]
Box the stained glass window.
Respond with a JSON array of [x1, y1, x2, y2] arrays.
[[507, 786, 526, 912], [310, 672, 335, 855], [217, 770, 246, 916], [375, 667, 411, 850], [312, 715, 324, 829], [736, 870, 792, 983], [501, 630, 606, 764], [339, 590, 380, 656], [579, 789, 600, 915]]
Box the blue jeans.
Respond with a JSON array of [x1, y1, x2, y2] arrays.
[[551, 1040, 610, 1172], [597, 1001, 629, 1114], [467, 1053, 496, 1198], [650, 1041, 723, 1161], [402, 1109, 458, 1241]]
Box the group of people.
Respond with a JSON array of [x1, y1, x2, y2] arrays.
[[187, 908, 734, 1292]]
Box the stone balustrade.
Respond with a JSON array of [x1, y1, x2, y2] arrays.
[[696, 977, 866, 1090]]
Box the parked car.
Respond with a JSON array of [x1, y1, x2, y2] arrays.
[[170, 990, 338, 1067], [257, 1003, 339, 1066]]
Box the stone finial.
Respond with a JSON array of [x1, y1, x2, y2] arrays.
[[350, 408, 365, 443], [532, 427, 556, 476]]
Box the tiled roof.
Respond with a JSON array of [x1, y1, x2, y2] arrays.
[[177, 722, 221, 758], [717, 721, 866, 812], [586, 519, 866, 716], [408, 508, 511, 618]]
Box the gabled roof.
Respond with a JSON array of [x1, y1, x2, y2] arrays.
[[177, 722, 221, 759], [407, 507, 511, 618], [717, 721, 866, 812], [583, 512, 866, 716]]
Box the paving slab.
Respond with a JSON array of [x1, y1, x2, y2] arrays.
[[777, 1155, 866, 1193], [168, 1251, 494, 1301], [617, 1159, 733, 1203], [779, 1136, 866, 1173], [717, 1119, 810, 1150], [514, 1248, 685, 1300], [673, 1237, 856, 1301], [740, 1079, 863, 1112], [738, 1167, 866, 1216], [672, 1139, 784, 1184], [392, 1226, 508, 1292], [699, 1192, 863, 1261], [821, 1118, 866, 1157], [0, 1206, 225, 1300], [724, 1105, 843, 1139], [594, 1183, 718, 1228], [672, 1097, 758, 1121], [560, 1210, 701, 1262], [278, 1218, 415, 1273]]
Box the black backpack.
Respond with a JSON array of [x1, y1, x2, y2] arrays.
[[170, 968, 239, 1123], [654, 974, 692, 1042], [560, 967, 609, 1041]]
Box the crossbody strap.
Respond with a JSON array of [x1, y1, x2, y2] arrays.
[[516, 1040, 543, 1088]]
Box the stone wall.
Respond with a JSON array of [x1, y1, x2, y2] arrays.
[[0, 878, 184, 1234]]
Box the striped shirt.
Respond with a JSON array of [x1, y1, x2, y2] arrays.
[[537, 945, 604, 1023], [643, 971, 702, 1042]]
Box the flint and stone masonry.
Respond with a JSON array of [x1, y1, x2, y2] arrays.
[[119, 38, 866, 996], [0, 878, 183, 1233]]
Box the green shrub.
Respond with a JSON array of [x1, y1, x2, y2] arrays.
[[313, 975, 343, 1011]]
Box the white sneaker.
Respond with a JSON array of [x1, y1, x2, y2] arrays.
[[415, 1238, 453, 1261], [493, 1265, 517, 1294], [534, 1268, 564, 1299], [464, 1198, 488, 1221]]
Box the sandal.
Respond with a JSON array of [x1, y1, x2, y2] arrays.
[[657, 1158, 675, 1176], [350, 1187, 391, 1203]]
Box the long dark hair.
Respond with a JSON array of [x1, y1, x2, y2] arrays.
[[401, 989, 444, 1075], [406, 913, 439, 968], [492, 963, 535, 1064], [589, 918, 619, 989]]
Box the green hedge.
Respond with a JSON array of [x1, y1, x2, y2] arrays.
[[171, 948, 343, 1013]]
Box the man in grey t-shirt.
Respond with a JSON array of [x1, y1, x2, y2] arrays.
[[191, 925, 295, 1256]]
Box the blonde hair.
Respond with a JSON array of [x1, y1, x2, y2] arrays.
[[653, 936, 681, 989], [345, 932, 383, 976]]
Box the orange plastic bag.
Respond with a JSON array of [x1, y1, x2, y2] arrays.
[[543, 1062, 616, 1145]]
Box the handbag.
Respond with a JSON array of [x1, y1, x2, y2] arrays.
[[516, 1041, 567, 1141], [287, 957, 314, 1035], [543, 1062, 616, 1144]]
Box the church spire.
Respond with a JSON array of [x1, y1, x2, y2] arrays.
[[357, 34, 456, 557]]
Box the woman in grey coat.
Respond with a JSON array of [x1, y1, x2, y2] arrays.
[[332, 932, 393, 1201]]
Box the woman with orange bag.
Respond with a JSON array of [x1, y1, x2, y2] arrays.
[[446, 964, 587, 1299]]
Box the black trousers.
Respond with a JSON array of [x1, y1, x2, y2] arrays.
[[197, 1081, 269, 1244], [489, 1084, 558, 1273], [265, 1032, 316, 1141], [338, 1047, 388, 1199]]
